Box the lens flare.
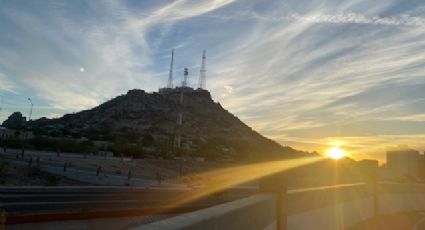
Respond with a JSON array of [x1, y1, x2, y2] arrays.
[[326, 148, 347, 160], [161, 156, 324, 212]]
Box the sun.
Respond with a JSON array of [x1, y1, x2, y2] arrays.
[[326, 147, 347, 160]]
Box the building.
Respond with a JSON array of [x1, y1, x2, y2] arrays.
[[386, 145, 422, 177]]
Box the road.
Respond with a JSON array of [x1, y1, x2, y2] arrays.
[[0, 183, 370, 225], [0, 150, 183, 187], [0, 186, 256, 225]]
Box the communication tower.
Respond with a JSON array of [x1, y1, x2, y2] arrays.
[[198, 50, 206, 89]]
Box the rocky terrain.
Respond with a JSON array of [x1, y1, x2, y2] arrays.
[[2, 88, 314, 161]]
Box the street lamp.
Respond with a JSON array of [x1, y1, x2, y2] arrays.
[[28, 98, 33, 121]]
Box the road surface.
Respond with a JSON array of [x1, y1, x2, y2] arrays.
[[0, 186, 255, 225]]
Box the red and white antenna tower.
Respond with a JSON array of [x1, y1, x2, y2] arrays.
[[167, 49, 174, 88], [198, 50, 206, 89]]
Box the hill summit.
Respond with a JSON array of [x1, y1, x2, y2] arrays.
[[4, 88, 311, 160]]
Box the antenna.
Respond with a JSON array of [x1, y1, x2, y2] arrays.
[[182, 68, 188, 87], [167, 49, 174, 88], [198, 50, 206, 89]]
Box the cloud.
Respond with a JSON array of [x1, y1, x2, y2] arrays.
[[203, 0, 425, 158], [0, 0, 236, 111], [0, 73, 16, 93], [390, 113, 425, 122], [220, 85, 234, 97], [269, 134, 425, 162], [287, 12, 425, 27], [1, 0, 425, 161], [127, 0, 236, 29]]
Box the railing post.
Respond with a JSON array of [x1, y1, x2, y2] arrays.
[[259, 172, 288, 230]]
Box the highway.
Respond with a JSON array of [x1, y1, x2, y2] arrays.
[[0, 186, 256, 224], [0, 183, 372, 225], [0, 151, 162, 187]]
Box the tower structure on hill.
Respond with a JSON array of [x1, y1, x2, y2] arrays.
[[167, 49, 174, 88], [198, 50, 206, 89], [160, 49, 209, 94]]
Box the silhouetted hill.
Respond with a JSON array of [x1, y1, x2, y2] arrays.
[[6, 88, 313, 160]]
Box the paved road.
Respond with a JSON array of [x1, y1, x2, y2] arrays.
[[6, 215, 173, 230], [0, 152, 183, 187], [0, 186, 255, 224], [2, 148, 131, 161]]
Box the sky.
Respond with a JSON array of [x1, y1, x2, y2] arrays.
[[1, 0, 425, 162]]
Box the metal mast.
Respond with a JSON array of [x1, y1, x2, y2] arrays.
[[198, 50, 206, 89], [167, 49, 174, 88]]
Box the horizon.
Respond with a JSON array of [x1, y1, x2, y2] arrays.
[[0, 86, 421, 164], [1, 0, 425, 163]]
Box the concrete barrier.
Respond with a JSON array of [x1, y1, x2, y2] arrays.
[[378, 183, 425, 215], [130, 194, 276, 230], [283, 184, 374, 230], [283, 198, 373, 230], [131, 183, 425, 230]]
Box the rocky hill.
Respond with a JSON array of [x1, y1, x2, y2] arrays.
[[1, 112, 26, 129], [3, 88, 313, 160]]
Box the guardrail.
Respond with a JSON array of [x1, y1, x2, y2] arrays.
[[132, 182, 425, 230]]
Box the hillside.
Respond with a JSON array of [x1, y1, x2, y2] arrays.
[[3, 88, 312, 160]]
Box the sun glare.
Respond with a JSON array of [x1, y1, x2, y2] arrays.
[[159, 156, 323, 213], [326, 147, 347, 160]]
